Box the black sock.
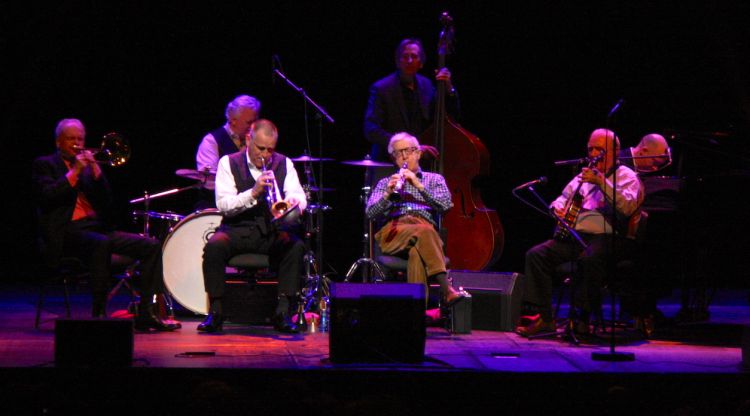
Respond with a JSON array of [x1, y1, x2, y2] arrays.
[[209, 297, 222, 315], [432, 272, 452, 295]]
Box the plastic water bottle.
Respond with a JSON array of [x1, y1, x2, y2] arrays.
[[319, 296, 330, 332]]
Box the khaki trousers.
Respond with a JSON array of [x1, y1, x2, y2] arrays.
[[374, 215, 446, 285]]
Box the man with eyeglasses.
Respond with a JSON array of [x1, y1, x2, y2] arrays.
[[365, 132, 466, 305], [363, 38, 458, 163], [516, 128, 645, 337], [199, 119, 307, 333]]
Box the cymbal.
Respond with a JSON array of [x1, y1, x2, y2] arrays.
[[176, 168, 216, 181], [291, 155, 335, 162], [341, 159, 392, 167]]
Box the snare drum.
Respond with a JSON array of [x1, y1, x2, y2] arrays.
[[162, 209, 223, 315], [132, 210, 185, 240]]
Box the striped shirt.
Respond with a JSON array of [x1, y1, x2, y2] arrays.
[[366, 170, 453, 227]]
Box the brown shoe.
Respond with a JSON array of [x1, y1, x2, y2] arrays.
[[516, 316, 556, 337]]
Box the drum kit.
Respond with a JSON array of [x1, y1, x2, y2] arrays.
[[129, 153, 392, 323]]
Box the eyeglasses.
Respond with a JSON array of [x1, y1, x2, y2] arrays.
[[391, 147, 418, 158]]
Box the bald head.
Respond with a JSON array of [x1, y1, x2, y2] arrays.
[[632, 133, 669, 172]]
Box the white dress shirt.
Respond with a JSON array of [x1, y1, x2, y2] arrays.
[[551, 165, 643, 235], [215, 152, 307, 217]]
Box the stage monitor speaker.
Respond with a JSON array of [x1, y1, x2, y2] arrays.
[[448, 270, 524, 331], [329, 283, 425, 364], [55, 319, 133, 368]]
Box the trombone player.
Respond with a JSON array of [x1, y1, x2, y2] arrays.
[[32, 118, 177, 331], [199, 119, 307, 333]]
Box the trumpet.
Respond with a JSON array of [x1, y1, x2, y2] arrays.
[[73, 132, 131, 167], [387, 162, 408, 202], [260, 157, 300, 224]]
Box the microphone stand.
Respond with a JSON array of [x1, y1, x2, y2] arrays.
[[273, 65, 335, 316], [592, 100, 635, 362]]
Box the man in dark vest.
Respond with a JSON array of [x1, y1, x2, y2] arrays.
[[198, 119, 307, 333], [194, 94, 261, 209]]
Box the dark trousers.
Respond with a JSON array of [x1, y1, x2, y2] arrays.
[[523, 234, 636, 320], [63, 219, 163, 298], [202, 224, 304, 302]]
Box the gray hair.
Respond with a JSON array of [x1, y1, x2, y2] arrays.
[[387, 132, 420, 155], [249, 119, 278, 141], [225, 95, 261, 120], [55, 118, 85, 137]]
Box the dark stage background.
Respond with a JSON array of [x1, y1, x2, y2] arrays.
[[4, 2, 750, 290]]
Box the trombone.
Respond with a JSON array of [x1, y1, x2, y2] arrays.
[[73, 132, 131, 167]]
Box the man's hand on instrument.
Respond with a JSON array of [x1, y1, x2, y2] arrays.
[[580, 167, 604, 187], [72, 150, 102, 178], [385, 174, 401, 196], [435, 66, 452, 82], [400, 169, 424, 191], [252, 171, 275, 198]]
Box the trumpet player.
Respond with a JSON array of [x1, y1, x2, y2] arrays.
[[365, 132, 466, 305], [200, 119, 306, 333], [32, 119, 177, 331]]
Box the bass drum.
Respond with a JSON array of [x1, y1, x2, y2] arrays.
[[162, 209, 223, 315]]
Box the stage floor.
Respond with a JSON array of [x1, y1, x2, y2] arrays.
[[1, 282, 749, 414], [1, 282, 747, 373]]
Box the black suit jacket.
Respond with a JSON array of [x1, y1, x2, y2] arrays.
[[31, 153, 113, 267], [363, 72, 435, 161]]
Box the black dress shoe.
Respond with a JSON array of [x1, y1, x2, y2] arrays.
[[197, 312, 224, 333], [135, 314, 175, 332], [272, 313, 299, 334]]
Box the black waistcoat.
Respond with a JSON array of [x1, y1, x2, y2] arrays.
[[220, 151, 288, 235], [211, 127, 242, 157]]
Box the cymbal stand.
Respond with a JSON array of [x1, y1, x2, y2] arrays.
[[130, 187, 199, 322], [344, 166, 386, 282], [299, 163, 331, 315]]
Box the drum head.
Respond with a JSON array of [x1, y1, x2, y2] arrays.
[[162, 209, 222, 315]]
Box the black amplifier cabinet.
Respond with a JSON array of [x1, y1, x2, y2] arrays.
[[448, 271, 524, 331]]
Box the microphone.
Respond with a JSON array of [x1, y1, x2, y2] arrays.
[[514, 176, 547, 191], [607, 98, 625, 119], [553, 153, 606, 167], [553, 157, 587, 167]]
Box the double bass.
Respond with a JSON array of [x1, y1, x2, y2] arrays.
[[421, 12, 504, 271]]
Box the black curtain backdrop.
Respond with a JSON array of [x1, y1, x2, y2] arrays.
[[4, 1, 749, 287]]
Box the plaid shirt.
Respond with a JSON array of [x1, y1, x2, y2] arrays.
[[366, 170, 453, 227]]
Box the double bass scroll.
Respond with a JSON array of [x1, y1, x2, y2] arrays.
[[420, 12, 504, 271]]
